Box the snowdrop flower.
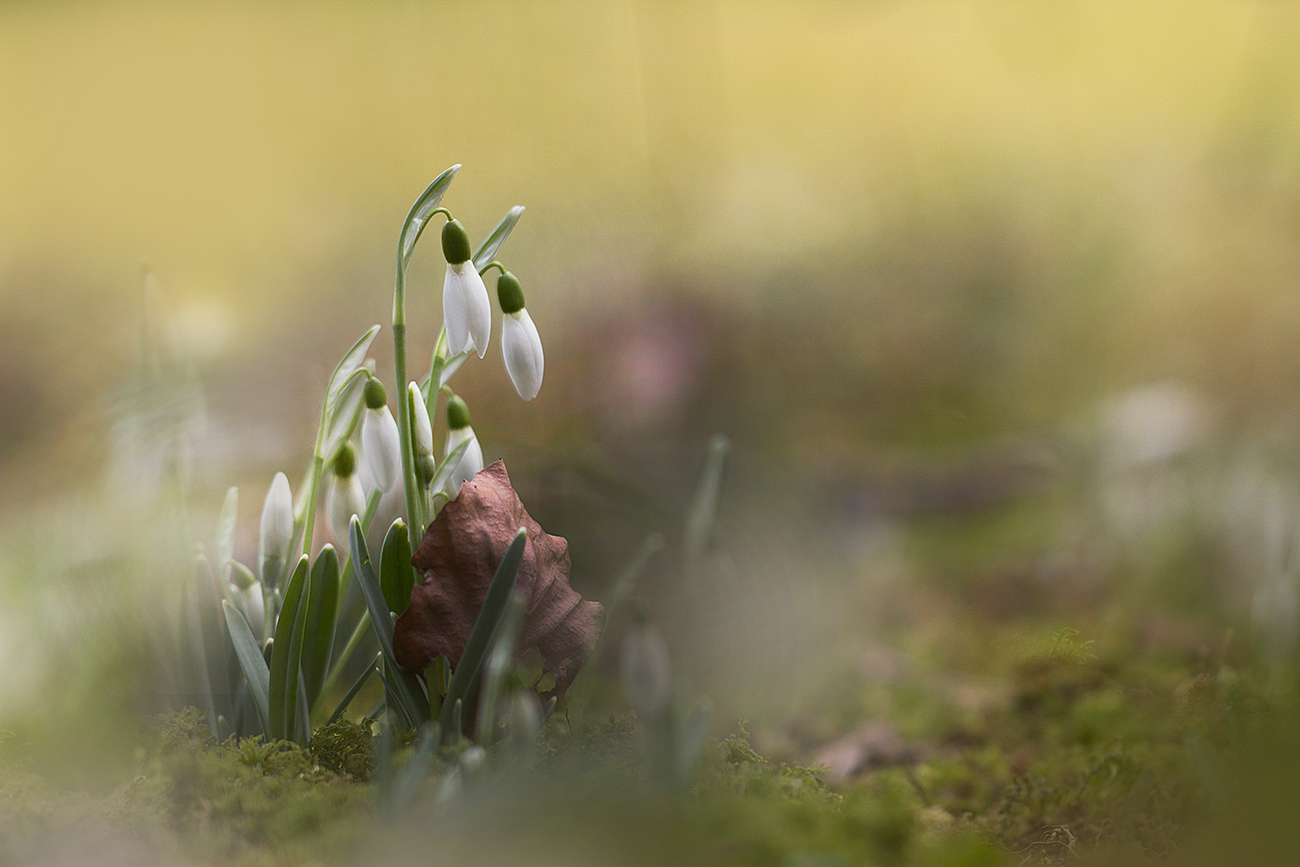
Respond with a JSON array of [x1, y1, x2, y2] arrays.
[[231, 566, 266, 643], [359, 378, 400, 493], [442, 218, 491, 358], [326, 443, 367, 545], [444, 395, 484, 495], [258, 471, 293, 588], [496, 271, 544, 401]]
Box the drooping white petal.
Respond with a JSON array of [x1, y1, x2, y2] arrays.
[[326, 471, 366, 546], [258, 472, 293, 580], [444, 425, 485, 495], [239, 582, 266, 642], [443, 261, 491, 358], [409, 382, 433, 456], [501, 308, 544, 401], [360, 405, 401, 492]]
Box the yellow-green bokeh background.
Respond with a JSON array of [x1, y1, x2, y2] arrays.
[[5, 0, 1300, 775]]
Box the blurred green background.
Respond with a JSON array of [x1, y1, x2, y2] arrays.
[[5, 0, 1300, 784]]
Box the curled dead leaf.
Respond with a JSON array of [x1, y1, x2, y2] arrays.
[[393, 460, 603, 701]]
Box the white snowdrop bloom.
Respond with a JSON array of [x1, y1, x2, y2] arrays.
[[443, 395, 484, 495], [239, 582, 266, 642], [258, 471, 293, 585], [360, 404, 401, 493], [497, 271, 543, 401], [326, 444, 367, 546], [442, 219, 491, 358]]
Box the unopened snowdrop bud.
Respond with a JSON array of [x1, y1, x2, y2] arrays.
[[258, 471, 293, 587], [442, 218, 491, 358], [497, 271, 544, 401], [620, 619, 672, 717], [409, 382, 433, 456], [359, 379, 400, 493], [444, 395, 484, 495], [326, 443, 367, 545]]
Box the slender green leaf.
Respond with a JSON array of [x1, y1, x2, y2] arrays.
[[379, 520, 415, 616], [439, 528, 527, 735], [399, 165, 460, 272], [472, 205, 525, 271], [321, 367, 370, 463], [325, 325, 381, 412], [223, 600, 271, 735], [350, 516, 427, 725], [328, 652, 381, 726], [268, 554, 310, 741], [302, 545, 341, 710]]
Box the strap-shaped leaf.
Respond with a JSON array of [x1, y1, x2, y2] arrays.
[[439, 528, 527, 734], [472, 205, 525, 271], [684, 434, 731, 571], [268, 554, 310, 741], [321, 366, 370, 463], [399, 165, 461, 273], [427, 437, 471, 496], [324, 325, 381, 414], [223, 600, 271, 735], [301, 545, 341, 710], [350, 516, 427, 726], [379, 519, 415, 616]]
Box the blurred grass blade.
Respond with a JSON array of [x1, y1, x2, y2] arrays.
[[324, 325, 381, 413], [223, 599, 271, 735], [350, 516, 427, 726], [439, 528, 526, 735], [475, 590, 527, 744], [187, 556, 219, 738], [684, 434, 730, 571], [389, 721, 441, 817], [302, 545, 341, 709], [379, 519, 415, 616], [216, 486, 238, 585], [269, 554, 310, 741], [328, 652, 382, 726], [399, 165, 460, 272], [676, 698, 714, 786], [472, 205, 524, 271]]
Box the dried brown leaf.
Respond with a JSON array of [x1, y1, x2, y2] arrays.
[[393, 460, 603, 701]]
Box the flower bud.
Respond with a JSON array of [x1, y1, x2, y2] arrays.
[[363, 377, 387, 410], [502, 308, 544, 401], [409, 382, 433, 456], [441, 218, 472, 264], [258, 471, 293, 586]]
